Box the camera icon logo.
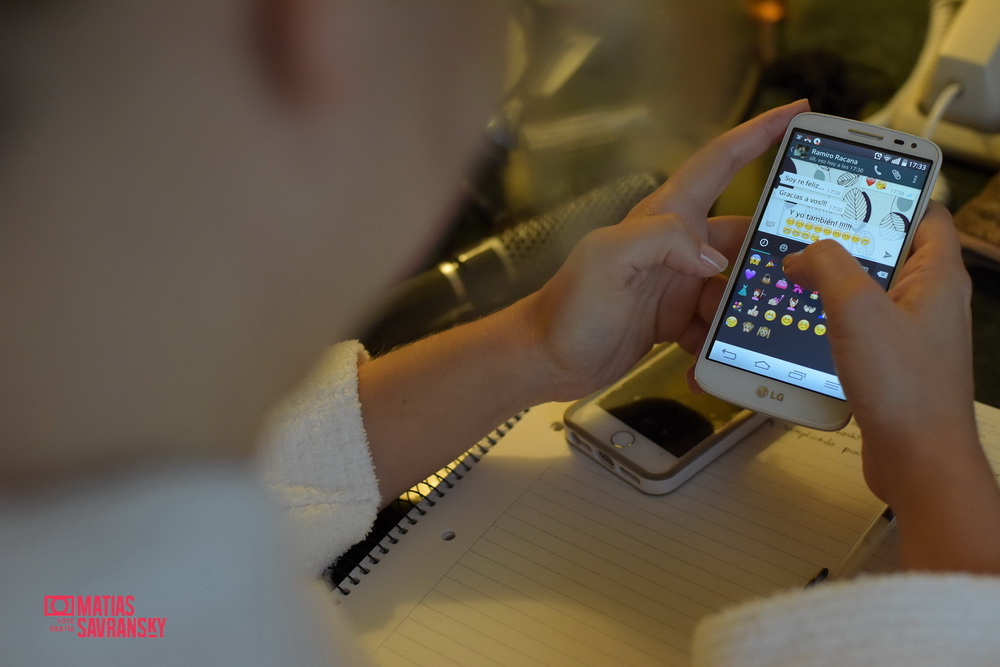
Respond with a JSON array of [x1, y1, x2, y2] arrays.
[[44, 596, 74, 616]]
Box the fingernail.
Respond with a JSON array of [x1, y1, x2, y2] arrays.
[[782, 250, 803, 271], [700, 245, 727, 273]]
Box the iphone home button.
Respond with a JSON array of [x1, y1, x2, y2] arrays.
[[610, 431, 635, 448]]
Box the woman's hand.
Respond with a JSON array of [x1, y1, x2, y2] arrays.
[[516, 99, 809, 401], [360, 100, 813, 505], [782, 203, 978, 503], [783, 203, 1000, 573]]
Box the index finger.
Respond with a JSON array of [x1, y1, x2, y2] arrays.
[[632, 99, 810, 220]]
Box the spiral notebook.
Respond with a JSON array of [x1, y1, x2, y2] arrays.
[[331, 400, 1000, 666]]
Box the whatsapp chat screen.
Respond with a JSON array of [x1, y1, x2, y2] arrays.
[[707, 128, 934, 400]]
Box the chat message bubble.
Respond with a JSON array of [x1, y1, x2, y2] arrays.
[[775, 187, 847, 216], [779, 173, 846, 199], [784, 206, 860, 231]]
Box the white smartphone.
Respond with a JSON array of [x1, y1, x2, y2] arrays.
[[695, 112, 942, 430], [564, 344, 766, 494]]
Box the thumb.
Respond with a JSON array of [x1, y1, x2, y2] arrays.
[[781, 240, 895, 414]]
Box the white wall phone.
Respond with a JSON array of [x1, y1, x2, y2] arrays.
[[868, 0, 1000, 168]]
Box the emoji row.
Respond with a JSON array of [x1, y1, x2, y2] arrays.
[[736, 289, 820, 311], [732, 300, 824, 317], [725, 316, 827, 335], [781, 223, 872, 245], [740, 270, 817, 295]]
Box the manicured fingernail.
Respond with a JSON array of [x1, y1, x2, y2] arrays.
[[700, 245, 727, 273]]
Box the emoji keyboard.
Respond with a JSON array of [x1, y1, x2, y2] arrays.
[[709, 229, 845, 398], [727, 245, 827, 341]]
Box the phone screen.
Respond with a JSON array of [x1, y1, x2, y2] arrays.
[[705, 128, 935, 399], [597, 348, 743, 457]]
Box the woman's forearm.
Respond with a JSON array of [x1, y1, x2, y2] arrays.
[[892, 440, 1000, 575], [359, 301, 551, 506]]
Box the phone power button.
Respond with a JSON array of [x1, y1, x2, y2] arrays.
[[610, 431, 635, 448]]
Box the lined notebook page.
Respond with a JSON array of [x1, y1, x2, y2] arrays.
[[339, 401, 901, 666]]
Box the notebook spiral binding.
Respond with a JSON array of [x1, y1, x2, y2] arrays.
[[325, 412, 526, 595]]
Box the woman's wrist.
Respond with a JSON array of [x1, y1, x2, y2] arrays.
[[895, 474, 1000, 574], [872, 423, 984, 507], [482, 296, 564, 409], [876, 430, 1000, 574]]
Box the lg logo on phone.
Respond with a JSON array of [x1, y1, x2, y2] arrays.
[[756, 385, 784, 401]]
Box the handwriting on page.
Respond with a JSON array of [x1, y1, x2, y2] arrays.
[[766, 418, 863, 458]]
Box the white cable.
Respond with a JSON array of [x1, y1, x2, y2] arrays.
[[923, 80, 964, 139], [864, 0, 963, 127], [924, 79, 963, 206]]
